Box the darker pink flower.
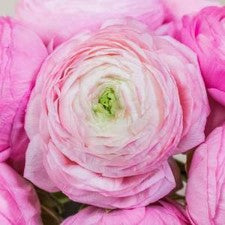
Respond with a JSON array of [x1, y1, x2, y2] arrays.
[[0, 17, 47, 171], [180, 6, 225, 106]]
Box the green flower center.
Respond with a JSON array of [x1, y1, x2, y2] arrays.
[[93, 87, 120, 119]]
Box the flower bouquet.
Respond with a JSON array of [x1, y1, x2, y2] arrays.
[[1, 0, 225, 224]]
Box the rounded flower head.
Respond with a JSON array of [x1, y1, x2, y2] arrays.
[[0, 163, 42, 225], [24, 19, 209, 208], [181, 6, 225, 106], [0, 18, 47, 170], [16, 0, 168, 47], [186, 125, 225, 225], [62, 201, 189, 225]]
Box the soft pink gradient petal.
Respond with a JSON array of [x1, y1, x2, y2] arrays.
[[43, 144, 175, 208], [0, 163, 42, 225], [151, 35, 209, 152], [24, 135, 59, 192]]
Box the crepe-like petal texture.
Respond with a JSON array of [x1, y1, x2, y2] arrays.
[[0, 163, 42, 225], [0, 17, 47, 170], [186, 125, 225, 224], [24, 19, 209, 208], [181, 6, 225, 106], [16, 0, 169, 47], [61, 201, 189, 225]]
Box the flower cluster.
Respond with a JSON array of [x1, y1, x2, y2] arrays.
[[1, 0, 225, 224]]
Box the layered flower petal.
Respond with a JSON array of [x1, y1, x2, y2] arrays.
[[180, 6, 225, 106], [24, 19, 209, 208], [186, 125, 225, 224], [0, 163, 42, 225], [61, 201, 188, 225], [0, 17, 47, 170], [16, 0, 168, 47]]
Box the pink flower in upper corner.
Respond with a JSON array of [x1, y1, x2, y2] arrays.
[[15, 0, 171, 48], [61, 201, 189, 225], [24, 19, 209, 208], [0, 163, 42, 225], [162, 0, 220, 22], [180, 6, 225, 106], [0, 18, 47, 172], [186, 125, 225, 225]]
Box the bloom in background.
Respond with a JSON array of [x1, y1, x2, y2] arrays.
[[181, 6, 225, 106], [0, 18, 47, 172], [162, 0, 220, 22], [61, 200, 188, 225], [16, 0, 168, 47], [24, 19, 209, 208], [0, 163, 42, 224], [186, 125, 225, 224]]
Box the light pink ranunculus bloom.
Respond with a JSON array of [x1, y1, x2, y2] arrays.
[[186, 125, 225, 225], [24, 19, 209, 208], [0, 163, 42, 225], [162, 0, 221, 21], [61, 201, 189, 225], [16, 0, 169, 47], [180, 6, 225, 106], [0, 18, 47, 171]]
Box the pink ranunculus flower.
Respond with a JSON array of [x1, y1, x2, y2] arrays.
[[0, 18, 47, 171], [24, 19, 209, 208], [16, 0, 169, 47], [180, 6, 225, 106], [186, 125, 225, 225], [61, 201, 189, 225], [0, 162, 42, 225]]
